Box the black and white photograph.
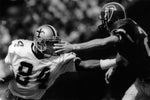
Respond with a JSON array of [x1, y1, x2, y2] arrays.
[[0, 0, 150, 100]]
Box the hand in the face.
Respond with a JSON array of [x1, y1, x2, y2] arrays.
[[53, 41, 74, 54]]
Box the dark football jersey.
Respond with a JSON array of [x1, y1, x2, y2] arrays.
[[112, 18, 150, 78]]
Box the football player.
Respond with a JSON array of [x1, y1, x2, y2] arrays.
[[0, 24, 126, 100], [2, 24, 77, 100], [54, 2, 150, 100]]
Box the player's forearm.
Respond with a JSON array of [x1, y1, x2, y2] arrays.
[[79, 60, 100, 69], [72, 39, 106, 51], [79, 58, 117, 70], [72, 36, 119, 51]]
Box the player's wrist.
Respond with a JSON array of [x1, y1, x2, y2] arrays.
[[72, 44, 81, 51], [99, 59, 117, 70]]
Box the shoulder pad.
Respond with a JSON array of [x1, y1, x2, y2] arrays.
[[8, 39, 32, 53], [11, 39, 25, 47]]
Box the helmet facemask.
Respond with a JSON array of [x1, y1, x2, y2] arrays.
[[34, 25, 60, 57]]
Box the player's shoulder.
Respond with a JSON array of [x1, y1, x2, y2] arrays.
[[8, 39, 33, 53], [11, 39, 33, 46], [114, 19, 135, 32], [112, 19, 128, 34], [115, 18, 136, 29]]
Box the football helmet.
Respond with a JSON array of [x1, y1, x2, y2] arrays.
[[34, 24, 60, 57], [99, 2, 126, 27]]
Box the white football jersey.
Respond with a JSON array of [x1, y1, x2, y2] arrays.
[[4, 39, 76, 99]]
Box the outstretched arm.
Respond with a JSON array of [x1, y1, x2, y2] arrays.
[[76, 53, 127, 70], [73, 36, 119, 51], [54, 35, 119, 54], [79, 58, 117, 70]]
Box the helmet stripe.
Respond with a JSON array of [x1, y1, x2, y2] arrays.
[[47, 25, 57, 37], [103, 2, 126, 19]]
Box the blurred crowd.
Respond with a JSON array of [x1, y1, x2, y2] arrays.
[[0, 0, 105, 59]]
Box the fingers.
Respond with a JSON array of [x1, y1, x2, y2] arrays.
[[54, 40, 70, 46], [54, 43, 64, 46], [105, 70, 109, 84], [53, 42, 69, 48], [53, 43, 65, 50], [61, 40, 69, 44], [54, 49, 64, 54], [105, 67, 114, 84], [105, 73, 110, 84], [53, 46, 63, 50], [53, 42, 66, 53]]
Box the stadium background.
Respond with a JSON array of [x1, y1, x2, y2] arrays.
[[0, 0, 150, 100]]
